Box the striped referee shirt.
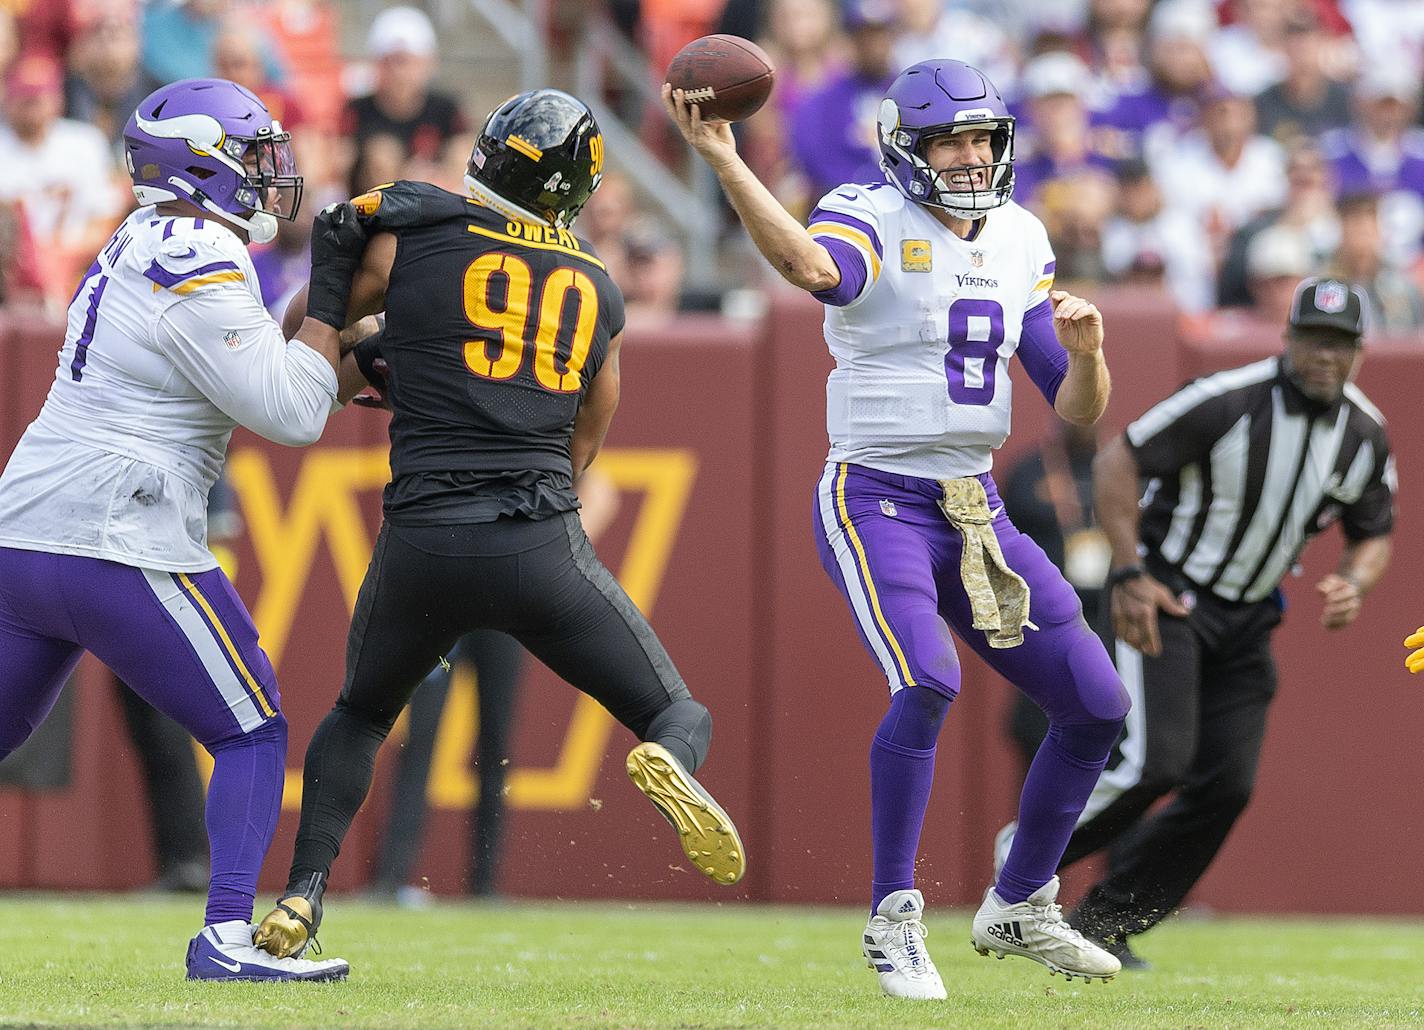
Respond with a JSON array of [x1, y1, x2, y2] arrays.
[[1125, 356, 1395, 604]]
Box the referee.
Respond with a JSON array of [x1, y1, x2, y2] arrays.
[[1064, 277, 1395, 966]]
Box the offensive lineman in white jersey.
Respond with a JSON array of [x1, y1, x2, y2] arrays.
[[0, 78, 367, 980], [667, 59, 1130, 998]]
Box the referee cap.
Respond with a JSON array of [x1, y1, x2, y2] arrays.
[[1288, 277, 1367, 341]]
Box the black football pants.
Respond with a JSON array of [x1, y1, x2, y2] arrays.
[[1065, 592, 1281, 943], [286, 512, 695, 890]]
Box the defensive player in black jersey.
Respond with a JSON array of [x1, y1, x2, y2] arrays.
[[254, 90, 744, 962]]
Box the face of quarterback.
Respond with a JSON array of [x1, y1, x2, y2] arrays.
[[1284, 329, 1361, 404], [924, 128, 994, 193]]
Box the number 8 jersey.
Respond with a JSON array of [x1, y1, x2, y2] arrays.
[[808, 181, 1066, 479]]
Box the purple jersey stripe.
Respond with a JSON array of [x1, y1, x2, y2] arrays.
[[143, 258, 241, 289], [194, 217, 205, 230], [812, 237, 870, 307], [807, 207, 884, 259], [162, 220, 176, 240], [1043, 260, 1056, 274], [69, 274, 109, 381], [1017, 299, 1069, 404]]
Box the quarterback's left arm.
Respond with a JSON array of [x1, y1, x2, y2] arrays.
[[1048, 290, 1110, 425]]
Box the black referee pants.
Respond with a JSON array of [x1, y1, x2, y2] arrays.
[[287, 511, 705, 890], [1065, 592, 1281, 943]]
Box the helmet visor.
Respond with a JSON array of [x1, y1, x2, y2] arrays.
[[234, 131, 303, 221]]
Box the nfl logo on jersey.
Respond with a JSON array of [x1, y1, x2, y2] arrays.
[[223, 330, 242, 351]]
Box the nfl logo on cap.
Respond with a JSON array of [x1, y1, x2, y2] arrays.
[[1289, 276, 1367, 339], [1315, 281, 1348, 313]]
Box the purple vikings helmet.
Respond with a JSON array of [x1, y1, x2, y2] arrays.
[[123, 79, 302, 245], [877, 59, 1016, 219]]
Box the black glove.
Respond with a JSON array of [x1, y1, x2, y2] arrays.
[[306, 201, 369, 330]]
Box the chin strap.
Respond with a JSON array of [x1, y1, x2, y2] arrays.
[[463, 174, 555, 228], [136, 176, 278, 243]]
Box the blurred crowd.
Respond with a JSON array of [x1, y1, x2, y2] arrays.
[[3, 0, 1424, 337], [647, 0, 1424, 333]]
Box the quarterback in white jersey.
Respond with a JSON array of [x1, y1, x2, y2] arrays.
[[0, 78, 362, 981], [668, 58, 1129, 999]]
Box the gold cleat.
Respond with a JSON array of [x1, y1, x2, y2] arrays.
[[626, 742, 746, 886], [253, 895, 320, 959]]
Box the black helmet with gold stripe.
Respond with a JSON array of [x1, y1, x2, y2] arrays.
[[464, 89, 604, 229]]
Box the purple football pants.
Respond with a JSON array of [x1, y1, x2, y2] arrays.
[[813, 464, 1130, 907], [0, 546, 286, 926]]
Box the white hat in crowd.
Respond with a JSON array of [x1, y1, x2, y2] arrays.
[[1022, 51, 1093, 101], [367, 5, 437, 59]]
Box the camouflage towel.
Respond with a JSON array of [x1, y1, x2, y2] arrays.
[[937, 478, 1033, 649]]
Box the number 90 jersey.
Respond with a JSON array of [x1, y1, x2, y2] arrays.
[[372, 181, 625, 525], [808, 182, 1058, 479]]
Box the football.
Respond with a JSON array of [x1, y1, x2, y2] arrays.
[[665, 34, 776, 123]]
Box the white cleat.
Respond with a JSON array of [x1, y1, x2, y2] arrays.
[[862, 889, 948, 1000], [186, 920, 349, 981], [992, 820, 1017, 880], [970, 876, 1121, 983]]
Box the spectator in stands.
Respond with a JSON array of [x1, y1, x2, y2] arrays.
[[1253, 11, 1353, 144], [1075, 0, 1153, 97], [1246, 222, 1317, 322], [210, 19, 338, 197], [1211, 0, 1292, 97], [212, 21, 307, 133], [1329, 192, 1424, 332], [1321, 67, 1424, 268], [740, 0, 846, 216], [580, 169, 636, 286], [0, 53, 122, 303], [0, 9, 17, 71], [1036, 169, 1117, 283], [255, 0, 344, 134], [1340, 0, 1424, 82], [1218, 139, 1339, 307], [623, 222, 686, 323], [1012, 52, 1119, 208], [0, 201, 45, 306], [140, 0, 287, 86], [341, 5, 469, 196], [64, 9, 158, 150], [1098, 0, 1217, 163], [10, 0, 102, 63], [789, 0, 897, 203], [1152, 83, 1288, 262], [893, 0, 1019, 97], [1102, 158, 1215, 311]]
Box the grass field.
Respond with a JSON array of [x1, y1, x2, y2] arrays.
[[0, 894, 1419, 1029]]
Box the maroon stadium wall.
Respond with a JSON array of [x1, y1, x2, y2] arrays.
[[0, 292, 1419, 916]]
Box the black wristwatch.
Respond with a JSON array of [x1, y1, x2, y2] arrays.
[[1106, 563, 1147, 590]]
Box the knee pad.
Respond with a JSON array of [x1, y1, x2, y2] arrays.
[[206, 711, 287, 754], [1048, 718, 1123, 765], [876, 685, 952, 752], [643, 698, 712, 773]]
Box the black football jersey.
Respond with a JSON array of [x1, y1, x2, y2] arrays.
[[368, 180, 625, 525]]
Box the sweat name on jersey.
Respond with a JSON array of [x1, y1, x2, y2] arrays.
[[806, 182, 1067, 480]]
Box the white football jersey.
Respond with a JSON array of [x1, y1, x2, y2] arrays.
[[0, 207, 338, 571], [808, 183, 1056, 478]]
